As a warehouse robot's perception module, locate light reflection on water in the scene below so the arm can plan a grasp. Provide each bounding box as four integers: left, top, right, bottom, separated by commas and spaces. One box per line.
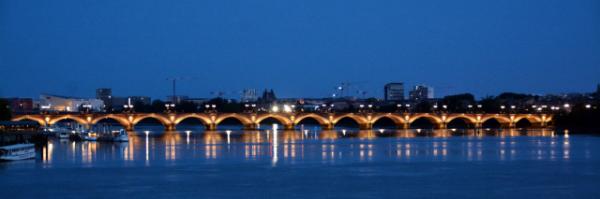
32, 127, 584, 166
3, 126, 599, 198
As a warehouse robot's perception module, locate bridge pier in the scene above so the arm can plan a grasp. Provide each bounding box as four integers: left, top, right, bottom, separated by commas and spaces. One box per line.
284, 124, 295, 130
165, 124, 176, 131
322, 123, 334, 130
125, 124, 134, 132
359, 123, 372, 130
438, 123, 447, 129
206, 123, 217, 131
401, 123, 409, 129
244, 123, 258, 130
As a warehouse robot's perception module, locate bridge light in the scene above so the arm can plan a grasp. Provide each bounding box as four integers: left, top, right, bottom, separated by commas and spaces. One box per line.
467, 105, 473, 109
477, 104, 482, 108
283, 104, 292, 113
500, 105, 506, 110
359, 104, 364, 108
442, 105, 447, 109
272, 105, 280, 112
211, 104, 216, 108
563, 103, 570, 108
405, 104, 411, 108
368, 104, 373, 108
433, 105, 438, 109
585, 104, 591, 109
510, 105, 516, 109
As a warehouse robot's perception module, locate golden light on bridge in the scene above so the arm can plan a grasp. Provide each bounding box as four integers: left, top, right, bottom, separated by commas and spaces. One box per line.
13, 112, 552, 132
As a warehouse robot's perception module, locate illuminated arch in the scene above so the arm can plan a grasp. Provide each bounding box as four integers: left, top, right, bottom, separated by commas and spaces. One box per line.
408, 114, 443, 124
131, 114, 171, 126
445, 115, 477, 125
174, 114, 211, 125
255, 114, 293, 125
90, 115, 130, 127
332, 114, 368, 126
371, 114, 405, 126
513, 115, 542, 124
48, 115, 88, 125
480, 115, 511, 124
294, 113, 329, 125
11, 115, 46, 126
215, 114, 252, 126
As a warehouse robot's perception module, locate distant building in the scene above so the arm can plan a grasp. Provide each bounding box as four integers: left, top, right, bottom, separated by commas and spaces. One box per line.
128, 96, 151, 106
259, 89, 277, 103
110, 97, 128, 111
384, 83, 404, 101
241, 89, 258, 102
1, 98, 34, 114
95, 88, 112, 108
597, 84, 600, 94
409, 85, 434, 101
166, 95, 189, 104
40, 94, 104, 112
184, 98, 209, 105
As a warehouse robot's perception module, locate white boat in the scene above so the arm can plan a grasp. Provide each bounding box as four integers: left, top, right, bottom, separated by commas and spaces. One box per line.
83, 132, 98, 141
0, 144, 36, 161
113, 129, 129, 142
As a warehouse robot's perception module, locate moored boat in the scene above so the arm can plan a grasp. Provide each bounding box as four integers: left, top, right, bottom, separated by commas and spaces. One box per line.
83, 132, 98, 141
113, 129, 129, 142
0, 144, 36, 161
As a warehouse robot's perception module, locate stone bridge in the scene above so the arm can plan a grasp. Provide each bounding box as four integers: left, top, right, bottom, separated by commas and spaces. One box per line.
12, 112, 553, 131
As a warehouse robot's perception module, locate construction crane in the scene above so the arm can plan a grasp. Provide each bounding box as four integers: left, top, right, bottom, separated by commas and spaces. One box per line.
166, 77, 194, 103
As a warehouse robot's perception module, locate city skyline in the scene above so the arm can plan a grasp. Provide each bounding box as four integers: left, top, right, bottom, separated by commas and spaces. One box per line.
1, 0, 599, 99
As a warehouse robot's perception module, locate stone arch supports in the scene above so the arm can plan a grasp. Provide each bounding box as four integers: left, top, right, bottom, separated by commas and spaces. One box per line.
11, 113, 554, 131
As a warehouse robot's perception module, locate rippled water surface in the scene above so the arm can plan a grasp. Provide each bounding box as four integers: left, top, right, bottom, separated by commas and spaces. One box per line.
1, 127, 599, 198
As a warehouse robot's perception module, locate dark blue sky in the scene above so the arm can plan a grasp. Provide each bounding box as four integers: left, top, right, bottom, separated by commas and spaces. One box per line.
1, 0, 599, 100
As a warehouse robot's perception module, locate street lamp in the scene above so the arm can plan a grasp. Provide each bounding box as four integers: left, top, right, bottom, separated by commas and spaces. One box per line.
585, 104, 592, 109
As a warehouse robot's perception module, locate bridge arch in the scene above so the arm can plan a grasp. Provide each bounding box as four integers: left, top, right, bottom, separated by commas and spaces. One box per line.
12, 115, 46, 126
294, 113, 329, 125
513, 115, 542, 124
408, 114, 443, 125
332, 114, 368, 129
371, 114, 405, 127
131, 114, 171, 128
255, 114, 293, 126
480, 115, 511, 124
480, 115, 510, 129
174, 114, 211, 125
513, 115, 543, 128
332, 114, 368, 125
215, 114, 253, 126
445, 115, 477, 129
90, 115, 130, 126
48, 115, 88, 125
